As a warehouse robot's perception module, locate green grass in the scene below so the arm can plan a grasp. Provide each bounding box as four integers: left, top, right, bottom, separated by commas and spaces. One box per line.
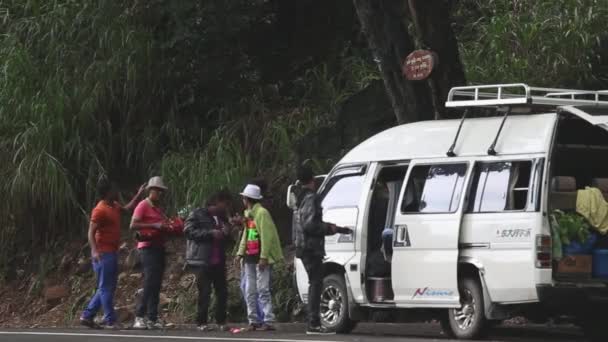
456, 0, 608, 87
167, 276, 199, 323
0, 1, 172, 274
0, 0, 374, 280
166, 263, 298, 323
5, 0, 606, 287
5, 0, 608, 326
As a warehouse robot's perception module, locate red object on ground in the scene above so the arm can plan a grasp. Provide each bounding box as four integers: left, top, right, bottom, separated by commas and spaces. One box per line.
230, 327, 246, 334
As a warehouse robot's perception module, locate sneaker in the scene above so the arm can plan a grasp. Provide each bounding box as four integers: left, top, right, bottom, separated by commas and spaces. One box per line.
147, 320, 164, 330
79, 317, 101, 329
258, 324, 276, 331
306, 326, 335, 335
102, 322, 123, 330
132, 317, 147, 330
197, 325, 214, 332
246, 323, 261, 331
217, 325, 230, 332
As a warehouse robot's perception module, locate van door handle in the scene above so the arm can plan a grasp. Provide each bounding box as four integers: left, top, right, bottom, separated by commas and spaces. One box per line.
396, 226, 404, 243
337, 226, 355, 243
394, 225, 407, 246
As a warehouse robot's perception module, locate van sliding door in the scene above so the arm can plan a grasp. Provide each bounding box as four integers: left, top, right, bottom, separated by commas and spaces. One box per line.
391, 161, 471, 306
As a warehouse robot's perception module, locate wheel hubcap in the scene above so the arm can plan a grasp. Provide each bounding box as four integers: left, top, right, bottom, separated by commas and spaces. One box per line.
328, 299, 339, 311
320, 285, 343, 326
453, 289, 476, 330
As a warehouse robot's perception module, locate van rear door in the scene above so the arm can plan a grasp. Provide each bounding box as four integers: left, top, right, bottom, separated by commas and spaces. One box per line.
318, 167, 366, 251
391, 160, 471, 306
560, 106, 608, 131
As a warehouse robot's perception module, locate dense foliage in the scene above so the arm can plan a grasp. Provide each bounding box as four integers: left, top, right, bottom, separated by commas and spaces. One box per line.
0, 0, 372, 277
1, 0, 608, 283
455, 0, 608, 87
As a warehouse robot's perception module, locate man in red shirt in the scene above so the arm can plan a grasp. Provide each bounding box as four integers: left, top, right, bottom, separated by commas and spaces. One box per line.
80, 177, 144, 329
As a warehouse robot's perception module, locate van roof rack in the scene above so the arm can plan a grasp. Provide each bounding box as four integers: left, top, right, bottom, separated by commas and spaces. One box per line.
446, 83, 608, 109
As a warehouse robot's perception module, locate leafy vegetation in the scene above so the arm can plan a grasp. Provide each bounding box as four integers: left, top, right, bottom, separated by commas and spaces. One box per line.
551, 210, 592, 246
0, 0, 371, 278
165, 262, 300, 323
0, 1, 172, 276
455, 0, 608, 87
2, 0, 608, 326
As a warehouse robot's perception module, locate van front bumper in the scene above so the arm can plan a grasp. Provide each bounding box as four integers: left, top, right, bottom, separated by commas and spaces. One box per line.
537, 283, 608, 310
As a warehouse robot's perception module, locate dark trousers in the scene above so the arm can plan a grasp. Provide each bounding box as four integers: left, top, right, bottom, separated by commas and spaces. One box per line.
302, 255, 323, 328
136, 247, 166, 322
195, 264, 228, 325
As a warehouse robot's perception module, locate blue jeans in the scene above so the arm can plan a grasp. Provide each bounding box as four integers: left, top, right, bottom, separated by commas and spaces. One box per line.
82, 252, 118, 324
240, 264, 264, 321
244, 263, 274, 324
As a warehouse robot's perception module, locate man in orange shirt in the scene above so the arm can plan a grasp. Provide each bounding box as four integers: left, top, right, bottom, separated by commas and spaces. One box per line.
80, 177, 144, 329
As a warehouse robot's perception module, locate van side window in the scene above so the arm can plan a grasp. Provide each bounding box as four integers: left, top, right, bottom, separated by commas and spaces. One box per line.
321, 175, 365, 209
468, 161, 533, 213
401, 164, 468, 214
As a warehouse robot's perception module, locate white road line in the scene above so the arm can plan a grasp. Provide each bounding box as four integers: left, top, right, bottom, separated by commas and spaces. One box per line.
0, 331, 337, 342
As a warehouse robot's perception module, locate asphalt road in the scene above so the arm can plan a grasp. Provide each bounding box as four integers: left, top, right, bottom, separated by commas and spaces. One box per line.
0, 323, 587, 342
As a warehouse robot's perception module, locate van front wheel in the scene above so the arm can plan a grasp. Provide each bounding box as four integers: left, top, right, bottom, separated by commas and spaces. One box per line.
320, 274, 357, 334
443, 278, 487, 339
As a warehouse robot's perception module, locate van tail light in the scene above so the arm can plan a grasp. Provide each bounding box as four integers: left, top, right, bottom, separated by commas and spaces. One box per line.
536, 234, 552, 268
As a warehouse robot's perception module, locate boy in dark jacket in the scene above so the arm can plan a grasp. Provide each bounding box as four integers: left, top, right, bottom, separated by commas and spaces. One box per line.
293, 165, 351, 335
184, 190, 233, 331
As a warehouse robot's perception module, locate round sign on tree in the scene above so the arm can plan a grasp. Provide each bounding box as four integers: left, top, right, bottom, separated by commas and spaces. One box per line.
402, 50, 437, 81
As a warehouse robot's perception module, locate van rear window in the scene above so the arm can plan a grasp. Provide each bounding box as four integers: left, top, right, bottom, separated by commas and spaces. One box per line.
401, 163, 468, 214
467, 161, 532, 213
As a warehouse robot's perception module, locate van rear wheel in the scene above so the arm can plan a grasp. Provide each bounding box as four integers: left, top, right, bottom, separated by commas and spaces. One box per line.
320, 274, 357, 334
442, 278, 487, 340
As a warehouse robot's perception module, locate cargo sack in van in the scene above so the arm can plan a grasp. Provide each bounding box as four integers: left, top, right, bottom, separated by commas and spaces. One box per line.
576, 187, 608, 234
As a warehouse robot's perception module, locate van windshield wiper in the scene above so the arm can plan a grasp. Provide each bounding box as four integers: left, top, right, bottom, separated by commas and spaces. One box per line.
487, 107, 512, 156
446, 110, 468, 157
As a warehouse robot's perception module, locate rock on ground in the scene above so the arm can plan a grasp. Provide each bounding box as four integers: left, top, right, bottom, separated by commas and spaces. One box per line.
115, 304, 136, 323
43, 285, 70, 308
125, 249, 141, 270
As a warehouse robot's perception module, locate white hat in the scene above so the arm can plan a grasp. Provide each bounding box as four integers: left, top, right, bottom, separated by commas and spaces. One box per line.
146, 176, 168, 191
240, 184, 263, 200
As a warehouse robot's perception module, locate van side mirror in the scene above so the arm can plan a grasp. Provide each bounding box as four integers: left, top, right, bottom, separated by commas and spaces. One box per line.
286, 174, 327, 210
286, 184, 297, 210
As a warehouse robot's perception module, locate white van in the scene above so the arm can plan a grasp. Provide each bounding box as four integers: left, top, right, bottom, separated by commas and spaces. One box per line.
288, 84, 608, 340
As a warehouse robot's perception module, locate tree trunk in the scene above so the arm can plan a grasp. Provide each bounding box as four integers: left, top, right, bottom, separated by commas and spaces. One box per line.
353, 0, 431, 124
415, 0, 466, 118
353, 0, 465, 123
